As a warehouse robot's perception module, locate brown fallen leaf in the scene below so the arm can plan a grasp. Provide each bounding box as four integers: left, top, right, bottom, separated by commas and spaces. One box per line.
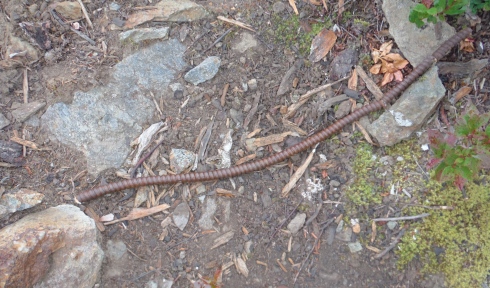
370, 41, 409, 86
289, 0, 299, 14
460, 38, 475, 53
308, 28, 337, 62
348, 67, 358, 90
245, 131, 294, 151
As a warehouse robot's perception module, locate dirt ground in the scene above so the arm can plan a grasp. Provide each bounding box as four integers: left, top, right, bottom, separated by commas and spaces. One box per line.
1, 0, 489, 287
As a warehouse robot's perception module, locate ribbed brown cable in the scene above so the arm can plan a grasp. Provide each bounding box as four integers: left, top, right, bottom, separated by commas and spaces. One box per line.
76, 28, 471, 203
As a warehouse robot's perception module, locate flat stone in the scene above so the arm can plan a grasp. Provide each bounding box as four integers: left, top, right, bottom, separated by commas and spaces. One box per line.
172, 202, 190, 231
347, 241, 363, 253
11, 100, 45, 122
184, 56, 221, 85
383, 0, 455, 66
335, 227, 352, 242
106, 240, 127, 261
232, 32, 258, 54
0, 205, 103, 287
0, 189, 44, 220
287, 213, 306, 234
42, 39, 186, 175
334, 100, 352, 119
367, 67, 445, 146
119, 27, 169, 43
0, 113, 9, 129
50, 1, 82, 21
329, 49, 358, 81
198, 197, 217, 230
109, 2, 121, 11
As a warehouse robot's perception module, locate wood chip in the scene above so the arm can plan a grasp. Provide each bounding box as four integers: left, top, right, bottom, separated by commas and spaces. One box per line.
242, 226, 249, 235
451, 86, 472, 104
246, 131, 294, 151
355, 65, 384, 100
288, 0, 299, 14
256, 260, 268, 267
84, 206, 105, 232
211, 231, 235, 249
235, 257, 249, 277
276, 259, 288, 272
308, 29, 337, 63
221, 83, 229, 107
235, 153, 256, 165
354, 121, 374, 145
10, 136, 40, 150
371, 221, 377, 243
282, 118, 307, 136
348, 67, 357, 90
246, 128, 261, 139
285, 76, 349, 118
216, 188, 235, 198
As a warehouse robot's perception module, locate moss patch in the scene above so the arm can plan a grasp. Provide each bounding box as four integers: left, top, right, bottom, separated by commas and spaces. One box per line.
397, 177, 490, 287
271, 14, 333, 56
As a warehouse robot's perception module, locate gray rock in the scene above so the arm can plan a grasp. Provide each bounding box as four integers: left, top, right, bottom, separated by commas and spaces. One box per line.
11, 100, 45, 122
367, 67, 445, 146
367, 0, 455, 146
119, 27, 169, 43
231, 32, 258, 54
329, 180, 340, 187
335, 227, 352, 242
109, 2, 121, 11
169, 149, 196, 173
0, 113, 9, 129
277, 59, 303, 96
172, 202, 190, 231
334, 100, 352, 119
329, 49, 358, 80
229, 108, 243, 127
0, 188, 44, 220
184, 56, 221, 85
42, 39, 186, 175
0, 204, 104, 288
247, 79, 258, 90
383, 0, 455, 66
287, 213, 306, 234
261, 191, 272, 208
325, 225, 336, 245
347, 241, 363, 253
198, 197, 217, 230
387, 221, 397, 230
272, 2, 287, 13
106, 240, 127, 261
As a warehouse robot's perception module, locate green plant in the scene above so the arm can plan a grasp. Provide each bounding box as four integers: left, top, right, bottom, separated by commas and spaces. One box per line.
427, 106, 490, 191
409, 0, 490, 28
397, 178, 490, 287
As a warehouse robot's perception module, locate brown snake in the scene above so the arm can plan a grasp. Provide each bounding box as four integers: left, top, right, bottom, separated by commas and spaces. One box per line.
76, 28, 472, 203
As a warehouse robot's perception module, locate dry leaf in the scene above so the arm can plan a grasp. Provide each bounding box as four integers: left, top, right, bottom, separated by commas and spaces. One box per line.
289, 0, 299, 14
308, 28, 337, 63
369, 63, 382, 74
460, 39, 475, 53
348, 68, 358, 90
371, 221, 377, 243
235, 257, 249, 277
393, 70, 404, 82
381, 72, 394, 86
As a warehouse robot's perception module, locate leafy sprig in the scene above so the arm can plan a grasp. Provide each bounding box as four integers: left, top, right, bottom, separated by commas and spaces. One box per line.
427, 106, 490, 191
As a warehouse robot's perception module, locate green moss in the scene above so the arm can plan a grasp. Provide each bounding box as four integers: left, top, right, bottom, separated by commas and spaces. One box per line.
353, 18, 370, 27
271, 14, 333, 56
347, 143, 382, 207
397, 177, 490, 287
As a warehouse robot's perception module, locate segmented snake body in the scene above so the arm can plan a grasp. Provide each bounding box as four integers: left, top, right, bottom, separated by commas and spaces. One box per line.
76, 28, 472, 203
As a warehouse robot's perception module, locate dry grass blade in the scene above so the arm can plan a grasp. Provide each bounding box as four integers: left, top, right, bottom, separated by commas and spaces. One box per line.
104, 203, 170, 225
354, 122, 374, 145
288, 0, 299, 14
217, 16, 255, 32
451, 86, 472, 104
10, 136, 40, 150
246, 131, 294, 151
281, 145, 318, 197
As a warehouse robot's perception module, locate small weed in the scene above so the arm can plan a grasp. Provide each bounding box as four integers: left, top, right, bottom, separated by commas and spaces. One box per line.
427, 105, 490, 191
409, 0, 490, 28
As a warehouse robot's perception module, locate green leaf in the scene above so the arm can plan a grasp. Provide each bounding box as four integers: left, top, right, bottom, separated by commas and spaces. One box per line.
485, 125, 490, 137
427, 7, 438, 14
413, 3, 430, 12
441, 165, 455, 177
457, 166, 473, 180
427, 15, 438, 23
435, 0, 447, 11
